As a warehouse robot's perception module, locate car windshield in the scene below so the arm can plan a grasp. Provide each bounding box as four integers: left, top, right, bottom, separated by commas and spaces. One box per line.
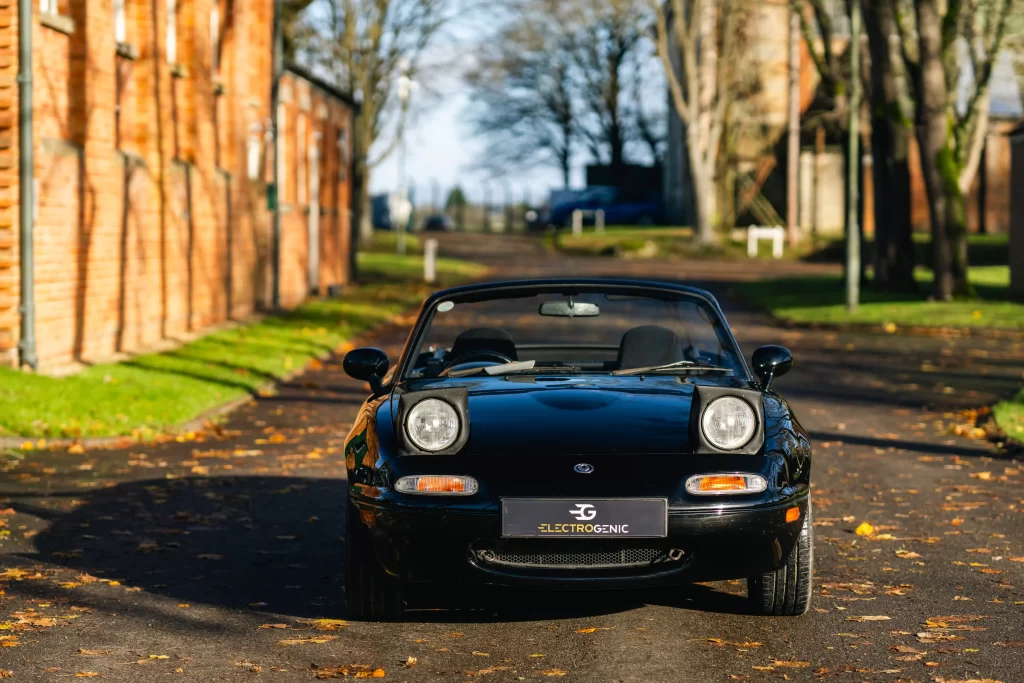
403, 288, 745, 379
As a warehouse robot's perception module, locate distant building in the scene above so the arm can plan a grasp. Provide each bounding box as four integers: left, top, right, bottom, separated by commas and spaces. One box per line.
0, 0, 356, 371
663, 0, 1023, 236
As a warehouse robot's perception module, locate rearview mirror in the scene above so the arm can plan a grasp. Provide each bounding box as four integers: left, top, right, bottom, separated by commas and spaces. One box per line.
344, 347, 389, 394
751, 345, 792, 392
538, 300, 600, 318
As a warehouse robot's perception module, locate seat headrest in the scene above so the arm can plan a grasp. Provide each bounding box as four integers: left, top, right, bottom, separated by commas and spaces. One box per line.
617, 325, 685, 369
450, 327, 518, 361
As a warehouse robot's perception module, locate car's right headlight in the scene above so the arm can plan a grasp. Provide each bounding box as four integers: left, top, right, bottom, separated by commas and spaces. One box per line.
405, 398, 460, 452
701, 396, 757, 450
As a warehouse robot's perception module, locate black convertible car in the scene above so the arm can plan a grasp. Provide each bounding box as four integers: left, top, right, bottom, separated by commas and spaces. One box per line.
342, 279, 812, 619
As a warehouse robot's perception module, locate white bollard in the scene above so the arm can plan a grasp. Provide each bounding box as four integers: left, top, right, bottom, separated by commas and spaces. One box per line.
596, 209, 605, 233
572, 209, 583, 236
747, 225, 759, 258
424, 238, 437, 284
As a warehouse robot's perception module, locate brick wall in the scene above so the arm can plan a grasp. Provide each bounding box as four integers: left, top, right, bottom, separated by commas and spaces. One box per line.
277, 70, 354, 309
1, 0, 356, 372
0, 1, 18, 366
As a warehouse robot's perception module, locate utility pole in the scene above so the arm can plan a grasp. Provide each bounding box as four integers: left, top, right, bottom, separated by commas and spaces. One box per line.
846, 0, 862, 312
786, 2, 801, 248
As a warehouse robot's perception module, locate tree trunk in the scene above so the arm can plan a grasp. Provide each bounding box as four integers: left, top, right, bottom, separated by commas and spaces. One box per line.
687, 124, 714, 244
863, 0, 915, 292
914, 0, 970, 300
356, 162, 374, 247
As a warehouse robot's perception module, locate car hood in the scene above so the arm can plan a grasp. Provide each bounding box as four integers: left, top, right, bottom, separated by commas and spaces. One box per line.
398, 375, 749, 456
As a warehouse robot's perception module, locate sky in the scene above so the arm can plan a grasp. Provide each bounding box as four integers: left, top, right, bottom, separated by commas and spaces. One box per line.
365, 2, 586, 206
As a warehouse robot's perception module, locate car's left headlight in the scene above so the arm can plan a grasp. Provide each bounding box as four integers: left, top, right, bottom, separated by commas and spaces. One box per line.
701, 396, 757, 450
405, 398, 460, 452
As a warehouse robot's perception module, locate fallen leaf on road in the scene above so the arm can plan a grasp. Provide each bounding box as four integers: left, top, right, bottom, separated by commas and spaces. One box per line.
854, 522, 875, 536
0, 569, 30, 580
846, 616, 890, 622
529, 654, 545, 658
539, 670, 567, 677
472, 651, 490, 656
148, 655, 169, 660
466, 666, 511, 675
970, 472, 992, 480
299, 618, 348, 631
404, 656, 417, 667
78, 650, 109, 656
0, 670, 11, 678
259, 624, 289, 629
771, 660, 810, 667
994, 641, 1024, 647
278, 636, 337, 646
575, 627, 613, 634
311, 665, 384, 679
75, 674, 100, 678
916, 632, 963, 643
896, 550, 922, 559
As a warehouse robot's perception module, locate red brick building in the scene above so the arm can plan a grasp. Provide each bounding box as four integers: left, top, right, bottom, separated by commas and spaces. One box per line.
0, 0, 356, 372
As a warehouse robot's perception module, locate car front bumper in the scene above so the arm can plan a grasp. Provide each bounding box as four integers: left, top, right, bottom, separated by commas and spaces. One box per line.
349, 488, 809, 588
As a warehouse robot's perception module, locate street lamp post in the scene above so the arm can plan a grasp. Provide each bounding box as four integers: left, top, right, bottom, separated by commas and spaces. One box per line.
846, 0, 862, 312
396, 60, 415, 255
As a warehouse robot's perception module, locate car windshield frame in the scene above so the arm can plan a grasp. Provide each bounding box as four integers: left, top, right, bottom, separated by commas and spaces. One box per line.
393, 280, 752, 384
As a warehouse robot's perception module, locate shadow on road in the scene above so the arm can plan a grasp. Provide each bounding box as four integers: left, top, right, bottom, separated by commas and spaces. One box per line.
10, 475, 752, 624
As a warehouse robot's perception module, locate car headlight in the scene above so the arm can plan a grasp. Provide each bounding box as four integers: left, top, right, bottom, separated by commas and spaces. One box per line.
701, 396, 757, 450
405, 398, 460, 452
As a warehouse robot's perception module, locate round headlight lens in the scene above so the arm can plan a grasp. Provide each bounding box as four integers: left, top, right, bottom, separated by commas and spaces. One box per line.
406, 399, 460, 452
701, 397, 757, 450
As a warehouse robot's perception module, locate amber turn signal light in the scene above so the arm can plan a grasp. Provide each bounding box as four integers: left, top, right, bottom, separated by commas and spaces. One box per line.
785, 506, 801, 523
395, 475, 478, 496
685, 473, 767, 496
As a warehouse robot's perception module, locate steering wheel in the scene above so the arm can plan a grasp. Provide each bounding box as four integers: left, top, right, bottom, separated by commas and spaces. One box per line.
445, 349, 514, 369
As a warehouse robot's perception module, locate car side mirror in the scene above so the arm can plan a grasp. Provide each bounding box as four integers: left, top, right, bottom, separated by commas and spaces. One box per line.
344, 347, 389, 395
751, 345, 792, 391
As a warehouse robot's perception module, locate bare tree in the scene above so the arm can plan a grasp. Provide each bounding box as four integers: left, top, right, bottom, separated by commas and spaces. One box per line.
893, 0, 1016, 299
464, 2, 578, 186
299, 0, 457, 246
651, 0, 746, 244
570, 0, 650, 171
466, 0, 666, 187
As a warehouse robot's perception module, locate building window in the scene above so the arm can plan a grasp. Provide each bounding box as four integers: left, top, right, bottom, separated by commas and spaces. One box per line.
166, 0, 177, 64
114, 0, 126, 42
39, 0, 58, 13
211, 3, 220, 74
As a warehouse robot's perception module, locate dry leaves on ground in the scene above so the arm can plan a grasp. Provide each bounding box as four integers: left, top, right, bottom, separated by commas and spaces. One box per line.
312, 664, 385, 679
278, 635, 337, 646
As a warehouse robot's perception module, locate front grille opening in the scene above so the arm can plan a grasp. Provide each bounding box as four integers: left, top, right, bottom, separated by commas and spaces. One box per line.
471, 539, 686, 571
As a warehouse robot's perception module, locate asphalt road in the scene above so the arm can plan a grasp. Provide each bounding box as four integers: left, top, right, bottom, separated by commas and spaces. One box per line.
1, 234, 1022, 682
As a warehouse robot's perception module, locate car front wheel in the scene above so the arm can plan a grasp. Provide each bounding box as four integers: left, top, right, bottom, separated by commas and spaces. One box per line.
344, 503, 404, 621
747, 500, 813, 616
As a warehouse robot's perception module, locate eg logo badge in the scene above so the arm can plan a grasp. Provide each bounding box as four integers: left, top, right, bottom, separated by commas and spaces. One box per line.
569, 503, 597, 521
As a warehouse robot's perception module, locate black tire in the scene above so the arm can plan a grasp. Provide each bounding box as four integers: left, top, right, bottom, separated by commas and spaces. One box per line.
344, 503, 404, 621
747, 500, 813, 616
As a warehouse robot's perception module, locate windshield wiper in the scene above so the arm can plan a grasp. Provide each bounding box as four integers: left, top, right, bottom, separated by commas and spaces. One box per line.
447, 360, 536, 377
612, 360, 732, 376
